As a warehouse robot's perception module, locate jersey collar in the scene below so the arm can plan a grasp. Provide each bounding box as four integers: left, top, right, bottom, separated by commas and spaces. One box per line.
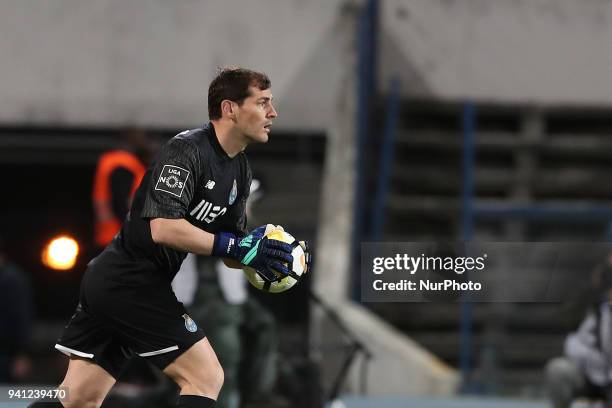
205, 122, 233, 161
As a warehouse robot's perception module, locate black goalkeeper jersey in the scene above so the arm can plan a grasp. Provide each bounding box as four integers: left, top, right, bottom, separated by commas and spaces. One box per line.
92, 123, 251, 281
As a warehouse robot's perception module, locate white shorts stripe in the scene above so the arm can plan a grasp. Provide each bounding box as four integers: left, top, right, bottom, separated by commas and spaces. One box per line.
55, 344, 94, 359
137, 345, 179, 357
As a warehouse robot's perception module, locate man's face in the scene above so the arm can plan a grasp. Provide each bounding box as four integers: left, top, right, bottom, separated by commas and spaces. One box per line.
233, 86, 277, 143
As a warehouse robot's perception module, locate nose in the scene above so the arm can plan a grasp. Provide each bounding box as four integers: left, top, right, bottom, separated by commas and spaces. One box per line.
267, 103, 278, 119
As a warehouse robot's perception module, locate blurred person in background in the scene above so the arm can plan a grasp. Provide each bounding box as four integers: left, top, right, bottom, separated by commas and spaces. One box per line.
545, 253, 612, 408
92, 127, 156, 251
0, 235, 34, 383
91, 127, 169, 406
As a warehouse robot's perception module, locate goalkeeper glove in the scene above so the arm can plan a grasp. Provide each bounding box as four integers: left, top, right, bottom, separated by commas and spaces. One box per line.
213, 224, 293, 281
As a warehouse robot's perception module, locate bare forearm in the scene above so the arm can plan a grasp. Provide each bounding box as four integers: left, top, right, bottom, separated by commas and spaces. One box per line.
149, 218, 243, 269
149, 218, 215, 255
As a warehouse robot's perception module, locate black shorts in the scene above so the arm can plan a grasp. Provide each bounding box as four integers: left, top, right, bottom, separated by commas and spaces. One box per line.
55, 257, 205, 379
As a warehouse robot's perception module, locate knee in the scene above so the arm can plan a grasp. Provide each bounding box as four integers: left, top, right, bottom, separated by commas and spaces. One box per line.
210, 361, 225, 393
545, 357, 576, 383
187, 361, 225, 396
60, 380, 105, 408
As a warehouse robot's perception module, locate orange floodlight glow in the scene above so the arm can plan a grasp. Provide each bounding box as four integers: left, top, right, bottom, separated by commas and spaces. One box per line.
42, 235, 80, 271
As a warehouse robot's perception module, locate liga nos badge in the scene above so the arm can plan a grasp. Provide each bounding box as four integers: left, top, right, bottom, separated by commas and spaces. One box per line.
155, 165, 190, 197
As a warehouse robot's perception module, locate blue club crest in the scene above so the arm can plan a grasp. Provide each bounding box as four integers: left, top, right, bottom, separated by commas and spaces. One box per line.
182, 314, 198, 333
229, 179, 238, 205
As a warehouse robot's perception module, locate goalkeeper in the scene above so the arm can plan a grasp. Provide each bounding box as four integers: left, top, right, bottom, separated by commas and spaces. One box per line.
37, 68, 307, 408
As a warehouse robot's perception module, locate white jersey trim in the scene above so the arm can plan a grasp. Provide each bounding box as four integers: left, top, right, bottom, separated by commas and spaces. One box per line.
55, 344, 94, 359
137, 345, 179, 357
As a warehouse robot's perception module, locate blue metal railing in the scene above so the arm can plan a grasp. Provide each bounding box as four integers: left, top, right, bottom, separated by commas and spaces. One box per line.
371, 77, 401, 241
460, 102, 476, 389
352, 0, 378, 299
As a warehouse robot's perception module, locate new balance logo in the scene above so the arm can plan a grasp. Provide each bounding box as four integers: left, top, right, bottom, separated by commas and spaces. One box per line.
204, 180, 216, 190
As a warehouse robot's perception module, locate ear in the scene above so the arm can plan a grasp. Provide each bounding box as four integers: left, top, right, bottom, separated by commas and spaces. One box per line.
221, 100, 236, 119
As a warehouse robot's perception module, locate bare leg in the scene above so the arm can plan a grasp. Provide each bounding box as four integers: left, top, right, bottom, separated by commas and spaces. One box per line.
59, 356, 116, 408
163, 338, 224, 400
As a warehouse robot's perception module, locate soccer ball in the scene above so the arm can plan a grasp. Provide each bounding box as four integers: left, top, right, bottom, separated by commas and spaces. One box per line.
243, 227, 308, 293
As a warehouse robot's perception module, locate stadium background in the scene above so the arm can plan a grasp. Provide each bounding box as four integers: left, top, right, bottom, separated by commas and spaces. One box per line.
3, 0, 612, 407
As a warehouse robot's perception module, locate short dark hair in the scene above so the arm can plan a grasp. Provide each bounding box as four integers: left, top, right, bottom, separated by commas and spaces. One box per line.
208, 67, 271, 120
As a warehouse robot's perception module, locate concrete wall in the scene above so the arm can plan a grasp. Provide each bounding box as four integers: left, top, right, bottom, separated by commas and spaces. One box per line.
381, 0, 612, 105
0, 0, 345, 130
340, 301, 459, 396
4, 0, 612, 130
